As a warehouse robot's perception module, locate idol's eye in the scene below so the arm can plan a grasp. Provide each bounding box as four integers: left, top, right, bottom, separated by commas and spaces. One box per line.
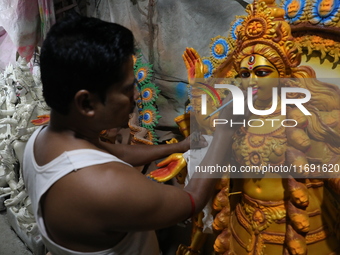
255, 70, 272, 77
240, 71, 250, 78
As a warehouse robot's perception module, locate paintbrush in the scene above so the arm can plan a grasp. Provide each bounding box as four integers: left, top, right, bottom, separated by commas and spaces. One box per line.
203, 99, 234, 120
203, 88, 257, 120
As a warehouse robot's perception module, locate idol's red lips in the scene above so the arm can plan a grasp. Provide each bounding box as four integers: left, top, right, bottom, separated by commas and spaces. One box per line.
252, 87, 258, 95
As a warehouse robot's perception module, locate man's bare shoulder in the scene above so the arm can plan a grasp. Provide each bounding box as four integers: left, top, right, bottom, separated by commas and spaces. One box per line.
45, 158, 137, 197
33, 127, 103, 166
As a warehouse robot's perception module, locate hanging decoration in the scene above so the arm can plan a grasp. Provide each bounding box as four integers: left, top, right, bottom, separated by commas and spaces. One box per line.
131, 51, 161, 144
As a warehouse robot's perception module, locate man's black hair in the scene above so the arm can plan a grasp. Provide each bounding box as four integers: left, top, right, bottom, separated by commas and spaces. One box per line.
40, 13, 135, 115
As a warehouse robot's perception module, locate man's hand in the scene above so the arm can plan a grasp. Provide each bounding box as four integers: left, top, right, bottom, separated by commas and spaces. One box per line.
178, 132, 208, 152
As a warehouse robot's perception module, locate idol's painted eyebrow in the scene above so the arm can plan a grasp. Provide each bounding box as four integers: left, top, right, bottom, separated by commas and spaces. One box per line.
253, 65, 276, 70
240, 65, 276, 70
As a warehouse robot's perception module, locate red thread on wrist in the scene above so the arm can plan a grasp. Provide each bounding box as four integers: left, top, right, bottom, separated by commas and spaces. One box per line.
186, 192, 196, 218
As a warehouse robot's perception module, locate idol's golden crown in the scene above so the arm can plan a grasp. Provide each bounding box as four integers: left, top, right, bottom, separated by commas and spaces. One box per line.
234, 1, 301, 77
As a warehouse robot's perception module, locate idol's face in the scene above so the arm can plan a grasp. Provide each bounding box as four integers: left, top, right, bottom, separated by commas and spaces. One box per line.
239, 54, 280, 101
319, 0, 334, 17
287, 0, 300, 18
15, 82, 28, 98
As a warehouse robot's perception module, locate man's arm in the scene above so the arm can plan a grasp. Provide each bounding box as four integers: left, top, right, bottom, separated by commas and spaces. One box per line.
43, 161, 196, 233
99, 135, 207, 167
63, 120, 232, 232
99, 92, 242, 230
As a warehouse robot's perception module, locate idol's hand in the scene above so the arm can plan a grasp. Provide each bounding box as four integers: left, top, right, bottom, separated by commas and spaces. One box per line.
147, 153, 187, 183
30, 114, 50, 126
183, 47, 204, 84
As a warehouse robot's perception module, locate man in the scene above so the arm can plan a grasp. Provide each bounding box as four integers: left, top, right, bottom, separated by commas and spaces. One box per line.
23, 14, 238, 255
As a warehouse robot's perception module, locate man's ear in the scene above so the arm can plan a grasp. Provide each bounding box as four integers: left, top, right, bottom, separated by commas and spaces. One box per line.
74, 90, 97, 117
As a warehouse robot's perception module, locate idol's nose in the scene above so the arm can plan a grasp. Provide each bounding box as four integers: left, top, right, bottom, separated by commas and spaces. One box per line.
249, 73, 258, 87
